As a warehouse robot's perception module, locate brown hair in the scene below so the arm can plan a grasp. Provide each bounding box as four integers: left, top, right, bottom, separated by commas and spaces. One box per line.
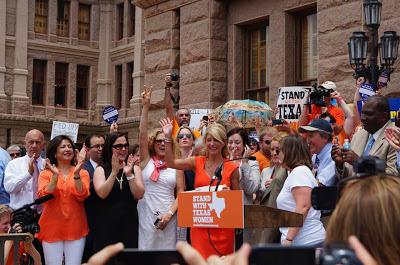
326, 175, 400, 265
280, 135, 312, 170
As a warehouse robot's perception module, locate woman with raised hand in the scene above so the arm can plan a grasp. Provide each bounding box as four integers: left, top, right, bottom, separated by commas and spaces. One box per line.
160, 117, 240, 258
93, 132, 144, 261
37, 135, 90, 265
138, 86, 184, 249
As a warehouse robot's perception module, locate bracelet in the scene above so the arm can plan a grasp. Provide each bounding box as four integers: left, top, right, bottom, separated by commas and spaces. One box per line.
168, 210, 174, 216
126, 175, 135, 181
73, 176, 81, 180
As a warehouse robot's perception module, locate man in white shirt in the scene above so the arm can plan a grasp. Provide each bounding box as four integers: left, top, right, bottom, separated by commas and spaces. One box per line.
4, 129, 45, 210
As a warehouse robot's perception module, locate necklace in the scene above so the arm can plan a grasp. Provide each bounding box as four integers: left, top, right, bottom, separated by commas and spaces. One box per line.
116, 171, 124, 190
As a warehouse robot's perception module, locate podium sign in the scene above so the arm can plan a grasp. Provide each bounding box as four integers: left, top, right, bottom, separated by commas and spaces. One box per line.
178, 190, 244, 229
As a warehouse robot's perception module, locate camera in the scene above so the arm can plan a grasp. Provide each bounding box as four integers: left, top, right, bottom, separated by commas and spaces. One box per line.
10, 194, 54, 235
170, 73, 179, 81
311, 156, 385, 211
319, 245, 362, 265
309, 83, 334, 107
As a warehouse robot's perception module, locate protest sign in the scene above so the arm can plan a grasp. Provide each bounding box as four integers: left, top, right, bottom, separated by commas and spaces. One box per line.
51, 121, 79, 143
388, 98, 400, 123
276, 87, 310, 123
103, 105, 119, 125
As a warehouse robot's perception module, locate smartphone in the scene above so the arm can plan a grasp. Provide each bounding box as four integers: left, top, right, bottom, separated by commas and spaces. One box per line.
154, 218, 160, 226
250, 245, 317, 265
116, 249, 186, 265
271, 119, 284, 126
202, 115, 209, 121
311, 186, 338, 210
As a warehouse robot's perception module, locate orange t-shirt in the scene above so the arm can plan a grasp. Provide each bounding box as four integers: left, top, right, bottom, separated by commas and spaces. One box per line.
172, 119, 201, 139
37, 168, 90, 242
190, 156, 238, 258
307, 105, 345, 127
253, 151, 270, 172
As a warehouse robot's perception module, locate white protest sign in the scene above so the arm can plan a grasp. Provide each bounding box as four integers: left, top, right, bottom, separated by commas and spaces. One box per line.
51, 121, 79, 143
189, 109, 213, 131
276, 87, 310, 122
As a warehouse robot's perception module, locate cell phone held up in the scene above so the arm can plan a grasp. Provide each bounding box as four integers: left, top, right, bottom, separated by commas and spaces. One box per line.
272, 119, 284, 126
154, 218, 160, 226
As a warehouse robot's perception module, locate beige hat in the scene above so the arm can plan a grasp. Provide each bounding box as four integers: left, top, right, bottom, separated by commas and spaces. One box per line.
321, 81, 336, 91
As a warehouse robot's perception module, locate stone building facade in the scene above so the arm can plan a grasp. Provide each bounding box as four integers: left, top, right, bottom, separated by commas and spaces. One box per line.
1, 0, 400, 148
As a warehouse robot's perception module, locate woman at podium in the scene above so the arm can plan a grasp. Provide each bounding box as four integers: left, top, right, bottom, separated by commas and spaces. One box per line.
160, 118, 240, 258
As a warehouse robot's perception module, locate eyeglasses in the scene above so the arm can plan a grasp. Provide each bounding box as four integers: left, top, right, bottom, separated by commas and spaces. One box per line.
91, 144, 104, 149
9, 152, 20, 157
177, 133, 193, 140
112, 143, 129, 150
155, 139, 166, 145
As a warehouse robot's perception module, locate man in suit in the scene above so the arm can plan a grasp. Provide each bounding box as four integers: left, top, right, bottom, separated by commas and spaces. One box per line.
82, 134, 105, 262
332, 95, 398, 177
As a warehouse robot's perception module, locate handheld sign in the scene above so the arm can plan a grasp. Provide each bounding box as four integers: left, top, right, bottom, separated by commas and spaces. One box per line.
178, 190, 244, 229
51, 121, 79, 143
103, 105, 119, 125
276, 87, 310, 122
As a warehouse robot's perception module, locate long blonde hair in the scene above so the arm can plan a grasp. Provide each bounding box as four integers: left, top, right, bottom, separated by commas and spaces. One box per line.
326, 175, 400, 265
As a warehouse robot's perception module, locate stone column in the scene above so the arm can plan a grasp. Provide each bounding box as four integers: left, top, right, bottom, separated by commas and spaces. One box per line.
123, 0, 129, 44
48, 0, 57, 42
28, 0, 35, 39
45, 60, 56, 117
70, 0, 79, 45
129, 5, 144, 117
68, 63, 77, 120
11, 0, 29, 115
0, 0, 6, 100
121, 63, 128, 115
96, 1, 113, 120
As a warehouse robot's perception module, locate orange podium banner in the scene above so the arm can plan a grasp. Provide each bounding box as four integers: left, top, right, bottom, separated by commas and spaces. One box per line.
178, 190, 244, 229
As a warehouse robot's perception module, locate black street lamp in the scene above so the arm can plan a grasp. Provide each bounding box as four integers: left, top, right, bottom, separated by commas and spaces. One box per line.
348, 0, 399, 87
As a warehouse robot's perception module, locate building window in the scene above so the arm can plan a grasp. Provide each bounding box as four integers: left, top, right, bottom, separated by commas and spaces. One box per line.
117, 3, 124, 40
245, 25, 269, 103
127, 62, 134, 107
32, 59, 47, 105
55, 62, 68, 107
115, 65, 122, 109
35, 0, 48, 34
130, 4, 135, 36
76, 65, 89, 109
297, 11, 317, 85
78, 4, 91, 40
57, 0, 70, 37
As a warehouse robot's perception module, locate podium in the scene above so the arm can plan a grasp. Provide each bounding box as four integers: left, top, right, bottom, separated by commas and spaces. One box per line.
178, 190, 303, 229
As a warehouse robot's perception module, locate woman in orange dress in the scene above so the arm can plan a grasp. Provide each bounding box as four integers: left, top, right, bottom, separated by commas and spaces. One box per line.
160, 118, 240, 258
37, 135, 90, 265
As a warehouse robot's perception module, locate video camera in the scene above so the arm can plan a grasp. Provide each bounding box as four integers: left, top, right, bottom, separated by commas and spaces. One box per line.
309, 83, 334, 107
10, 194, 54, 235
311, 156, 385, 211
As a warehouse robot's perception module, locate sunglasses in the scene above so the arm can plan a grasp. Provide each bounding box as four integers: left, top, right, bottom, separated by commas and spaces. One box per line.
9, 152, 21, 157
263, 140, 271, 145
91, 144, 104, 149
112, 143, 129, 150
155, 139, 166, 144
177, 133, 193, 140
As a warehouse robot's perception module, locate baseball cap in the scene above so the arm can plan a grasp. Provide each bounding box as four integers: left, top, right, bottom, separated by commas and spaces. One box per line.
320, 81, 336, 91
298, 119, 333, 134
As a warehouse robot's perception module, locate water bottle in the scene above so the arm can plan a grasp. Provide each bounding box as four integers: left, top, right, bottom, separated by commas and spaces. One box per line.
343, 139, 351, 151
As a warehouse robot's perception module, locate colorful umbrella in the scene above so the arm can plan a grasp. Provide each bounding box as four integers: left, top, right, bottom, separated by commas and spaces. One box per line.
215, 99, 273, 128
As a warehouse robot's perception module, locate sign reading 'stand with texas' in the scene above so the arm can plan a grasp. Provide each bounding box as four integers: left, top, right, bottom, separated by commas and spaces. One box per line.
178, 190, 244, 229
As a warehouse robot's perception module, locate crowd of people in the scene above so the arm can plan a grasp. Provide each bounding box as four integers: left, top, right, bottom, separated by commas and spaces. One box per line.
0, 74, 400, 265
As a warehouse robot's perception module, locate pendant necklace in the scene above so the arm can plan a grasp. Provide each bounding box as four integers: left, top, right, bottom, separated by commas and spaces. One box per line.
116, 172, 124, 190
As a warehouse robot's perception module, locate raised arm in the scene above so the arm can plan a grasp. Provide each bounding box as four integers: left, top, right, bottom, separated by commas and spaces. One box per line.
139, 85, 152, 167
164, 74, 175, 121
159, 118, 196, 171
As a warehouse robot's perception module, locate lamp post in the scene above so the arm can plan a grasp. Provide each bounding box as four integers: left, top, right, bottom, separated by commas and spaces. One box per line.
348, 0, 399, 87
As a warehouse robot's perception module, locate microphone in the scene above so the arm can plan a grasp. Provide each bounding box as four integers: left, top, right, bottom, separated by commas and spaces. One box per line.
227, 156, 256, 162
32, 194, 55, 206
